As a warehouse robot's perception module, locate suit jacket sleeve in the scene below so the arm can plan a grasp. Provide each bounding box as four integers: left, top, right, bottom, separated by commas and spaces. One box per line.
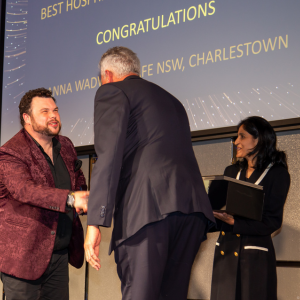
233, 167, 290, 236
88, 84, 130, 227
0, 150, 69, 212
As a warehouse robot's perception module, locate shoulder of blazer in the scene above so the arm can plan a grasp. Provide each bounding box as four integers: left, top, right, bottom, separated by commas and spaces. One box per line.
224, 164, 240, 178
95, 81, 128, 98
0, 129, 34, 158
110, 75, 145, 89
123, 75, 141, 81
263, 163, 290, 184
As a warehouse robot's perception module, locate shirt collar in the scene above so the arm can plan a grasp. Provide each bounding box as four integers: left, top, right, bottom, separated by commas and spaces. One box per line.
26, 130, 61, 154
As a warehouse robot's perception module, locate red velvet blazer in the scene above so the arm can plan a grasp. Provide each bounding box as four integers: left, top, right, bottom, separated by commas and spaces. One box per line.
0, 129, 86, 280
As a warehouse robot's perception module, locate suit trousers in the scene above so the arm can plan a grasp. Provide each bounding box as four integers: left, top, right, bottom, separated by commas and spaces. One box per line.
114, 212, 208, 300
1, 248, 69, 300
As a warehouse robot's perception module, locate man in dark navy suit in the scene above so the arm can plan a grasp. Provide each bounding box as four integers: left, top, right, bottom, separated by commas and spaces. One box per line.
84, 46, 215, 300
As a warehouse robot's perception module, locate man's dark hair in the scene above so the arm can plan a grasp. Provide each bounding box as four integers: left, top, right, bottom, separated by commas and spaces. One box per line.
19, 88, 56, 127
237, 116, 288, 171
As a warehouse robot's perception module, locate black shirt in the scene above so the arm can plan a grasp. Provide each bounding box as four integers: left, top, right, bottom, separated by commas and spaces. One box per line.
31, 135, 73, 251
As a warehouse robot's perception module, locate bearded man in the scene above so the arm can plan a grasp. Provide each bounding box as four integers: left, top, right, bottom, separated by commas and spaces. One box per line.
0, 88, 89, 300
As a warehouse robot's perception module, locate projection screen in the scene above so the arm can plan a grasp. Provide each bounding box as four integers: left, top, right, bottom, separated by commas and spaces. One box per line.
2, 0, 300, 147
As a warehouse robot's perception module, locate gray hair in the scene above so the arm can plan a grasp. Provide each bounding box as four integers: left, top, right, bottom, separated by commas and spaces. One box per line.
99, 46, 141, 78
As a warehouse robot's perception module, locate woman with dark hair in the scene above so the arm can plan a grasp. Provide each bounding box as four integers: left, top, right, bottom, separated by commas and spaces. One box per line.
210, 116, 290, 300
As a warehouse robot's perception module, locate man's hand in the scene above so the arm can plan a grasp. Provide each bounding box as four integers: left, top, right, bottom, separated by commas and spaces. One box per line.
84, 225, 101, 271
73, 191, 89, 214
213, 211, 235, 225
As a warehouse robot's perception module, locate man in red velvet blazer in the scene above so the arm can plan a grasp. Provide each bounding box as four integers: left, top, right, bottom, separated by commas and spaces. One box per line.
0, 88, 89, 300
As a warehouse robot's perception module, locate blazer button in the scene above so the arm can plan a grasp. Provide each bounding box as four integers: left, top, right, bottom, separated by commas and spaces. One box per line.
220, 251, 224, 255
234, 252, 238, 257
236, 234, 240, 237
221, 231, 225, 236
51, 231, 55, 235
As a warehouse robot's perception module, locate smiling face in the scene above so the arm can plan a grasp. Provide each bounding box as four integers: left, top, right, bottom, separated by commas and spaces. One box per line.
24, 97, 61, 138
235, 125, 258, 161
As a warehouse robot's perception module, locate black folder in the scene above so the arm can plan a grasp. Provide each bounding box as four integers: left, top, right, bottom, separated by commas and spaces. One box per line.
203, 175, 265, 221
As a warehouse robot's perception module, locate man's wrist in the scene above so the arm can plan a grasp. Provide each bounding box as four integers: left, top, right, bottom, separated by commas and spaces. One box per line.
67, 191, 75, 207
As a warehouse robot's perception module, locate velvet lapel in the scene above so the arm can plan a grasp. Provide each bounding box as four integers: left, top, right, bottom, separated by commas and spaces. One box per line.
58, 137, 76, 191
23, 129, 56, 188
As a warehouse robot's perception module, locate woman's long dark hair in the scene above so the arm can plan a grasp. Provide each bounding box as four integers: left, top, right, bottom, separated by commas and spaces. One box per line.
236, 116, 288, 171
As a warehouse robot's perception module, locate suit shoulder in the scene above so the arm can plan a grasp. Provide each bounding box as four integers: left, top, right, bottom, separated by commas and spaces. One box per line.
268, 164, 290, 181
128, 77, 174, 94
0, 130, 28, 154
112, 77, 181, 105
96, 82, 123, 93
95, 83, 129, 103
110, 77, 164, 93
224, 164, 240, 177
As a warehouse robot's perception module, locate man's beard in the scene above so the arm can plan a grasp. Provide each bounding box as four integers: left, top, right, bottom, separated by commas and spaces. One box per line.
31, 117, 62, 137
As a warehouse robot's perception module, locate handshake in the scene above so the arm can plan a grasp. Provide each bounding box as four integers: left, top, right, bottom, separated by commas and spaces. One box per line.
68, 191, 101, 271
68, 191, 89, 214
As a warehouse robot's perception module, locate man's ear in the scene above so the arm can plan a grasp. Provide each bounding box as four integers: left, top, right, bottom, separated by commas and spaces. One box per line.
23, 113, 31, 126
105, 70, 114, 83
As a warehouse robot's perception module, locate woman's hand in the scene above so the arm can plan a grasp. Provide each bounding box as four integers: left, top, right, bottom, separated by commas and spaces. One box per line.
213, 211, 235, 225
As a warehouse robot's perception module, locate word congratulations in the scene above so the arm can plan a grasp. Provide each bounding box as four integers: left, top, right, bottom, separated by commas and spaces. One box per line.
96, 1, 216, 45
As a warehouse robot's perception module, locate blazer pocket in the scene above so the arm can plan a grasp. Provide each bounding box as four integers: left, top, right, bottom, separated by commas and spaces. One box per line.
244, 246, 268, 252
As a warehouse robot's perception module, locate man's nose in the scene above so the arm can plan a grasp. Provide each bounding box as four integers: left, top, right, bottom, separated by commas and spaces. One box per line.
49, 111, 56, 118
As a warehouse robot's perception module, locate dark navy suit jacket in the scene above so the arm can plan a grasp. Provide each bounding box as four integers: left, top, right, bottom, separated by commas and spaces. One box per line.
88, 75, 215, 253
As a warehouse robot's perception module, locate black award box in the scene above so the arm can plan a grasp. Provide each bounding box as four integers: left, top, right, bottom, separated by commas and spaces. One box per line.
203, 175, 265, 221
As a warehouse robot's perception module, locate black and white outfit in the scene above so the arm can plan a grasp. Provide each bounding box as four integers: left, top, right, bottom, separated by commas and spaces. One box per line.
210, 163, 290, 300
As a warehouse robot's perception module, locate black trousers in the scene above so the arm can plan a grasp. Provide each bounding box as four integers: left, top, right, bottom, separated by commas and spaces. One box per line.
114, 212, 208, 300
1, 248, 69, 300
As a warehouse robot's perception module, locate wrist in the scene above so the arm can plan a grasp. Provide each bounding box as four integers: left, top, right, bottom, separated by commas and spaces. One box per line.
67, 191, 75, 207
